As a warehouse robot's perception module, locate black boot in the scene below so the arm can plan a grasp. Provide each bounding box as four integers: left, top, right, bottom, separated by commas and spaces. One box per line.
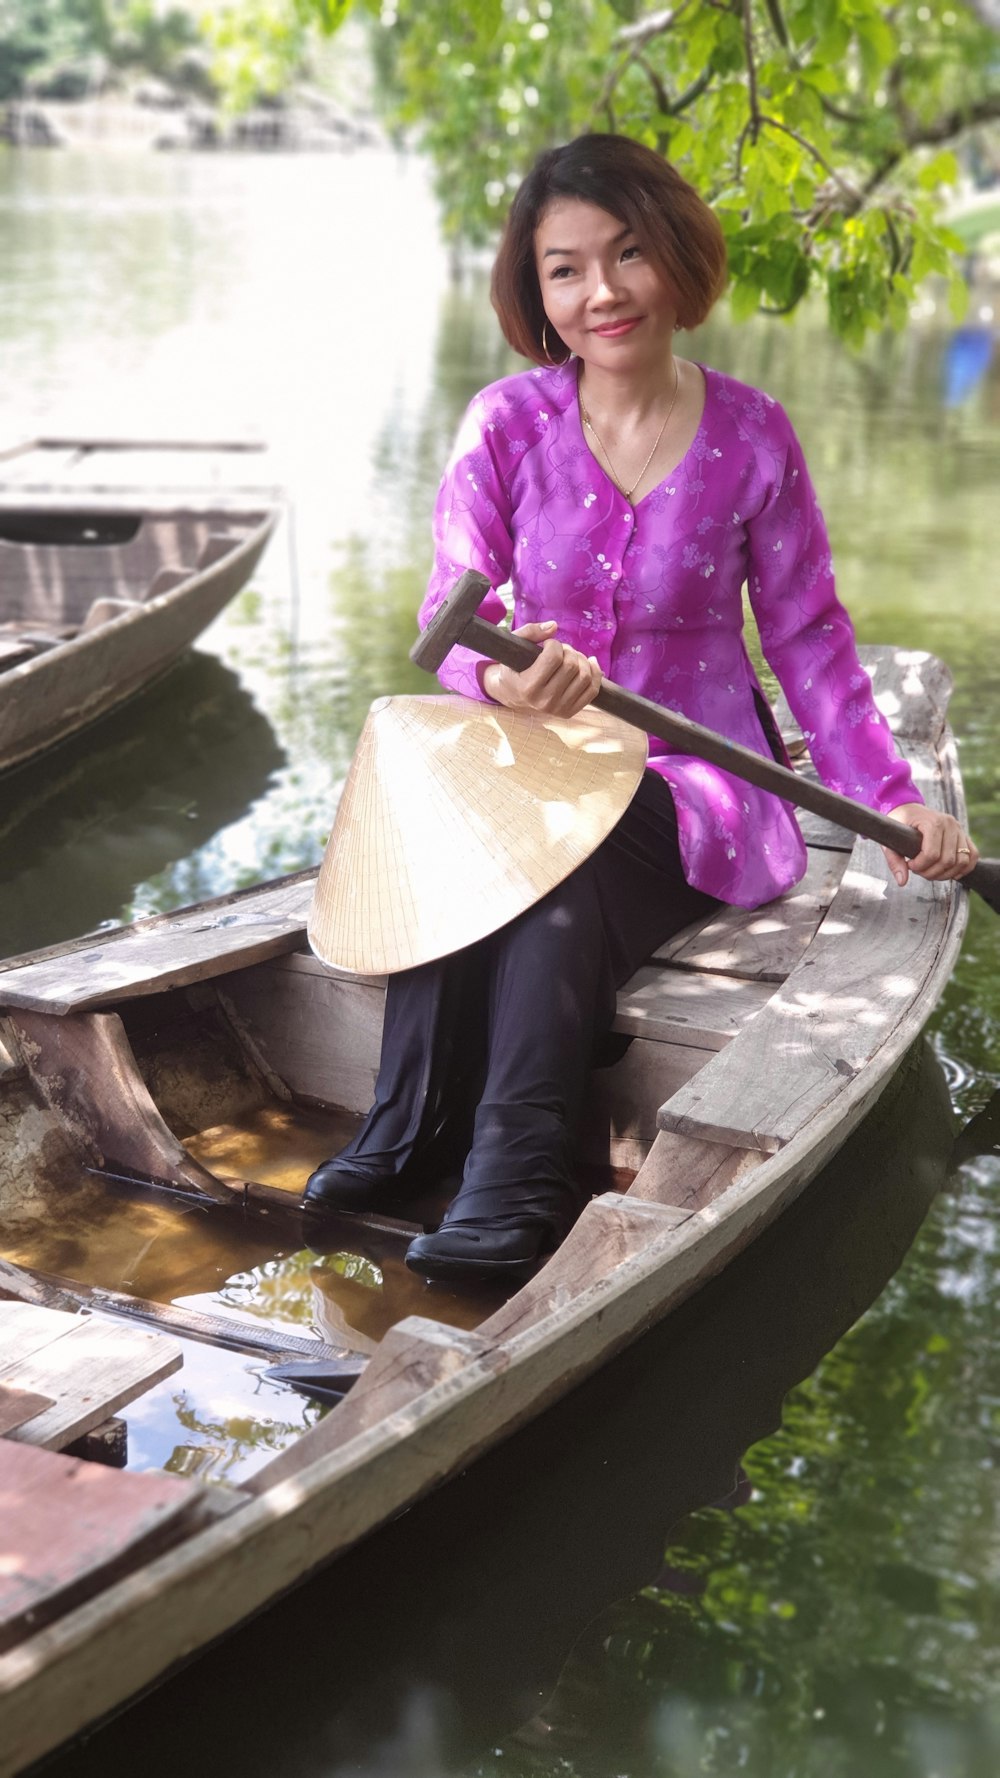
303, 1156, 420, 1215
404, 1215, 557, 1284
302, 950, 486, 1217
302, 1100, 475, 1216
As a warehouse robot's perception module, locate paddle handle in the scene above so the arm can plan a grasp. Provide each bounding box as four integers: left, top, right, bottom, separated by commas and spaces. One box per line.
419, 606, 923, 861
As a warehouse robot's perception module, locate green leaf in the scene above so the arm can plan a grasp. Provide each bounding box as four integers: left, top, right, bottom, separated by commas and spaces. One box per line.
730, 276, 763, 322
917, 151, 961, 193
856, 13, 896, 84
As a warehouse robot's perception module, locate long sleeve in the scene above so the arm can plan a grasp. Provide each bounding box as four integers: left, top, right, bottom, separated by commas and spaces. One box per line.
417, 394, 515, 700
745, 407, 922, 815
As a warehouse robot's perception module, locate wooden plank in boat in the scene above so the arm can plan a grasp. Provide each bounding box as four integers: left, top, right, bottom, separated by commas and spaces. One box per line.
657, 834, 955, 1154
652, 848, 848, 983
0, 1383, 54, 1437
244, 1320, 493, 1492
0, 877, 315, 1014
794, 807, 856, 851
222, 950, 765, 1129
0, 439, 279, 506
579, 1032, 717, 1170
613, 966, 772, 1049
0, 1023, 20, 1080
0, 1303, 181, 1451
0, 1443, 216, 1654
70, 448, 275, 494
218, 956, 385, 1117
0, 445, 85, 484
478, 1193, 696, 1344
0, 638, 36, 671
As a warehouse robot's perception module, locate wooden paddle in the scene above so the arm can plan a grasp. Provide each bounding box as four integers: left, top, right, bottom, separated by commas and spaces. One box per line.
412, 570, 1000, 913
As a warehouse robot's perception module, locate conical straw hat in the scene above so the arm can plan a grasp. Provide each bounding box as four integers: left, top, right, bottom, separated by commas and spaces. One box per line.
308, 694, 647, 976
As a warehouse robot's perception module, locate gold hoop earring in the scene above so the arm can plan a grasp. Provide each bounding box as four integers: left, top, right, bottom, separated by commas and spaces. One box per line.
542, 321, 570, 366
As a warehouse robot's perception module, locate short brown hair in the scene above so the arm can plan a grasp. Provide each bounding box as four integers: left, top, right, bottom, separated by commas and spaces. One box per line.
491, 134, 728, 364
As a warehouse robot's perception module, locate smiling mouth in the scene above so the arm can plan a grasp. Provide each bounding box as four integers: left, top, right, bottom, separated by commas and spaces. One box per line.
592, 317, 642, 335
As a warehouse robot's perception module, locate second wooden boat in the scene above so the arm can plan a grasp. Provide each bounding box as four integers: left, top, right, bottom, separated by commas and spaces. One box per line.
0, 645, 968, 1773
0, 438, 279, 774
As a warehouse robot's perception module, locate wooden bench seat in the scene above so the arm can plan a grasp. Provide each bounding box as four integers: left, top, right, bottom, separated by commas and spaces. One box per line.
656, 735, 959, 1154
0, 875, 318, 1015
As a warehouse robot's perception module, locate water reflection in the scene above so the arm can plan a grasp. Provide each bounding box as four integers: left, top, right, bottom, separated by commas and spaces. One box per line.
0, 650, 284, 952
43, 1039, 957, 1777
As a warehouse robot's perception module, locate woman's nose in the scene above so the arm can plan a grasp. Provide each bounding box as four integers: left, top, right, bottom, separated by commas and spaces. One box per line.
588, 269, 624, 306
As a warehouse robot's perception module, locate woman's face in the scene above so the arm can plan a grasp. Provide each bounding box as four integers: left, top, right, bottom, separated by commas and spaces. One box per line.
533, 197, 679, 372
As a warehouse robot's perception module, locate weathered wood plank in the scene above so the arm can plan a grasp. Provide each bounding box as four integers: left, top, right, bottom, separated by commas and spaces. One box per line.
0, 1304, 182, 1451
64, 1417, 128, 1469
243, 1320, 491, 1493
9, 1009, 234, 1203
656, 732, 960, 1153
652, 848, 847, 982
0, 1260, 360, 1362
794, 806, 856, 850
218, 960, 385, 1116
0, 1443, 210, 1653
0, 877, 314, 1014
0, 1384, 54, 1437
478, 1193, 694, 1344
579, 1033, 712, 1170
626, 1127, 762, 1212
657, 838, 954, 1153
614, 966, 773, 1047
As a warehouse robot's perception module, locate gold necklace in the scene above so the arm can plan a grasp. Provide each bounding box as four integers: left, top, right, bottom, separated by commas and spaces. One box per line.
579, 360, 681, 502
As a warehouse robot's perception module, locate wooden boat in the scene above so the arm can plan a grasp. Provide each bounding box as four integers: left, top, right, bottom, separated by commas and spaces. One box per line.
0, 646, 968, 1773
13, 1037, 959, 1775
0, 438, 280, 774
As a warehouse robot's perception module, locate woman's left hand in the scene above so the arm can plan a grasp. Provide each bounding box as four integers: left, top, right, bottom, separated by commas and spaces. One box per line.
883, 804, 979, 886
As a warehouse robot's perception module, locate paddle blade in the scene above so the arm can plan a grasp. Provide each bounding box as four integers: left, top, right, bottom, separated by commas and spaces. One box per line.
968, 858, 1000, 915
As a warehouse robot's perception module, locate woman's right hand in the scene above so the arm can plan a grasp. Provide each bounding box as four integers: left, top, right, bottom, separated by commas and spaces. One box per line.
481, 621, 603, 718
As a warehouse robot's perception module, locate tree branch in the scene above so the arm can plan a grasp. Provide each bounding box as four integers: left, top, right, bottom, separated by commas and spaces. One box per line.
761, 0, 792, 54
759, 113, 861, 201
616, 5, 689, 49
743, 0, 761, 143
856, 93, 1000, 206
671, 68, 713, 114
592, 36, 712, 125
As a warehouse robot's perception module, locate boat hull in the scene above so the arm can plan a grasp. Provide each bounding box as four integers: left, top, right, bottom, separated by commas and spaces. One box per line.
0, 511, 276, 774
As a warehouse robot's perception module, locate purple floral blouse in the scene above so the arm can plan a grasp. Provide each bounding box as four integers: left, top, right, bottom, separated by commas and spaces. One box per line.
417, 360, 920, 908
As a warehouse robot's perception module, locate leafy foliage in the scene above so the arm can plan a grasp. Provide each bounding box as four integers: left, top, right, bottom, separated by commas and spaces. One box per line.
313, 0, 998, 344
0, 0, 209, 102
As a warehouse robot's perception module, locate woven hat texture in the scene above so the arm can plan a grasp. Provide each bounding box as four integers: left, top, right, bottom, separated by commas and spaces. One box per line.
308, 694, 647, 975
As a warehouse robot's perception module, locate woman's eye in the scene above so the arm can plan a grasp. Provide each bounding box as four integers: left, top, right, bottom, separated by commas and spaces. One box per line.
621, 244, 641, 261
549, 265, 573, 279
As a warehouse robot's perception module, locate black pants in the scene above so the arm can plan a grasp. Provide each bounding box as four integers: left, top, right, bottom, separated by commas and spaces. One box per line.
336, 772, 718, 1235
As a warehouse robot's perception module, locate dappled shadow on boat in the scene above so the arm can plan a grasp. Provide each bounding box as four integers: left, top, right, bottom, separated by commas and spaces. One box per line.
0, 650, 284, 955
40, 1037, 958, 1778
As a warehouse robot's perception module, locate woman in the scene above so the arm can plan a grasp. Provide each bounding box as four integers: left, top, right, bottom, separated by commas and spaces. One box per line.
304, 134, 977, 1283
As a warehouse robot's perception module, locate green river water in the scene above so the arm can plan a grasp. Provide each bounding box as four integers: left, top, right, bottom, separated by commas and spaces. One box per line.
1, 146, 999, 1778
